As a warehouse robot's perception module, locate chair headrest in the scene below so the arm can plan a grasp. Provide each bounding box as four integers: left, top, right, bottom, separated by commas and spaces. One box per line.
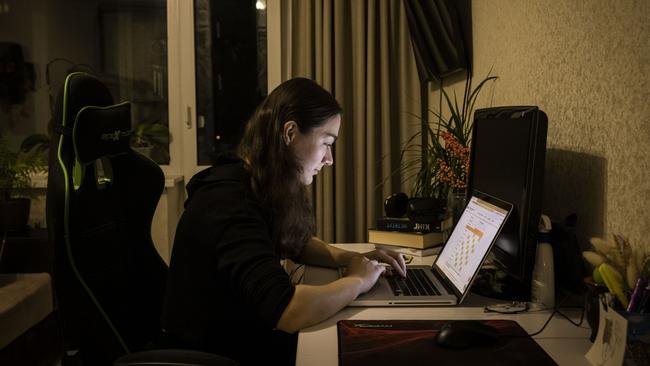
54, 72, 114, 130
73, 102, 132, 165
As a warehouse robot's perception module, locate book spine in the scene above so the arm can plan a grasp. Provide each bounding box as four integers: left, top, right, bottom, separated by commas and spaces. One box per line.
375, 217, 452, 233
374, 244, 441, 257
367, 229, 446, 249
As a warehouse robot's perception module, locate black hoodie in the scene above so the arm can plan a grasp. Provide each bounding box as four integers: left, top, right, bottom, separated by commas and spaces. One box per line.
162, 154, 297, 365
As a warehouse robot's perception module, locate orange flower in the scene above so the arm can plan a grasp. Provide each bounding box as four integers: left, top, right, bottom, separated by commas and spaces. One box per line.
436, 132, 470, 190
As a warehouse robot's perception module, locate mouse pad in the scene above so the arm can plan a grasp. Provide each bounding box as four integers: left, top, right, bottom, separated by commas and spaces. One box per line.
337, 319, 558, 366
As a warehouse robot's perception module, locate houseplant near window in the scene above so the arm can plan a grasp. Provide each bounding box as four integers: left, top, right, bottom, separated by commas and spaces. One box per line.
396, 72, 497, 220
131, 120, 171, 163
0, 136, 47, 232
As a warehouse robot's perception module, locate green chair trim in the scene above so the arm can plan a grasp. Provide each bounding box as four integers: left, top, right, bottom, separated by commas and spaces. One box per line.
57, 71, 131, 354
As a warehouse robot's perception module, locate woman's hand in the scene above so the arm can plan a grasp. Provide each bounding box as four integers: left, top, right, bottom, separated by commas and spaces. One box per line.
363, 249, 408, 277
344, 255, 386, 294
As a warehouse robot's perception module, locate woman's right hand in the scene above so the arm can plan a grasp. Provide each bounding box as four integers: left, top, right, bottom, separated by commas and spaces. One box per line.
345, 255, 386, 294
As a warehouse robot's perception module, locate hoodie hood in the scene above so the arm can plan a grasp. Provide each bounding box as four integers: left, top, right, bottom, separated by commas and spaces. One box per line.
184, 153, 249, 207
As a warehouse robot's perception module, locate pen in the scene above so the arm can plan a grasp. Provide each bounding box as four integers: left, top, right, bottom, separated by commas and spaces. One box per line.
627, 277, 648, 312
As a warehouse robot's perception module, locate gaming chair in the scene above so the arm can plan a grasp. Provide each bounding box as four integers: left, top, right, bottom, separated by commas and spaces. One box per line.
46, 72, 235, 366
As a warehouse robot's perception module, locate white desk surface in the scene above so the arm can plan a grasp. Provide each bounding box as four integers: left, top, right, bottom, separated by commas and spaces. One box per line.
296, 244, 593, 366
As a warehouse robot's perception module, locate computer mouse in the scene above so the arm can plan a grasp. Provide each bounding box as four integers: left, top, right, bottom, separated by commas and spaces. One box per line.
436, 320, 500, 349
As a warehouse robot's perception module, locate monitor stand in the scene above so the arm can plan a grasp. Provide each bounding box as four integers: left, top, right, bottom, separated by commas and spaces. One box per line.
470, 267, 531, 302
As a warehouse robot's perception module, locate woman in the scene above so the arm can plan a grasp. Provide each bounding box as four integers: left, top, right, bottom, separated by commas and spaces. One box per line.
162, 77, 406, 365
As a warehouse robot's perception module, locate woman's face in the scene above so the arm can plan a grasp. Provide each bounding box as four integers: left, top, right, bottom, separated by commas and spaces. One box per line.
286, 114, 341, 185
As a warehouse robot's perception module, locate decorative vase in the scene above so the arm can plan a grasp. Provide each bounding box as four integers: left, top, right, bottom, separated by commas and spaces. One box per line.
406, 197, 447, 223
447, 189, 468, 224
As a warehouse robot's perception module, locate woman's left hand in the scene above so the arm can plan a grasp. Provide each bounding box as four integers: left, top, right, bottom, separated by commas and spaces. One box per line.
363, 249, 407, 277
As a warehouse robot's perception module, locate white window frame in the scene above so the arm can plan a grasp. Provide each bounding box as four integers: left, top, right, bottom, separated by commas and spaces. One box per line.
164, 0, 192, 180
169, 0, 282, 183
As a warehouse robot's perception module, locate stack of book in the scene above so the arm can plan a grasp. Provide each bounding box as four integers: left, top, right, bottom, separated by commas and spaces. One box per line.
368, 216, 453, 257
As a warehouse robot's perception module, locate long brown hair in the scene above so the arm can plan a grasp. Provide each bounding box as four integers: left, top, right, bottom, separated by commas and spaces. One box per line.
237, 78, 342, 258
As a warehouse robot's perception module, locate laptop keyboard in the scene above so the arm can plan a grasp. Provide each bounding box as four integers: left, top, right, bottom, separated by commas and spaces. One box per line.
387, 268, 440, 296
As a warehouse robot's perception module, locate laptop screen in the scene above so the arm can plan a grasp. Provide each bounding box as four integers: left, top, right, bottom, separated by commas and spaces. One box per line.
433, 192, 511, 297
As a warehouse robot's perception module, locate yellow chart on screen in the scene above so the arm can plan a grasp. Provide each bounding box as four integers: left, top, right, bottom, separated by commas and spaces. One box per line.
451, 225, 484, 270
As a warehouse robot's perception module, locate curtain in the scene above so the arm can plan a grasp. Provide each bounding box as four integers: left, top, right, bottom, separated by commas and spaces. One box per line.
403, 0, 471, 83
280, 0, 421, 243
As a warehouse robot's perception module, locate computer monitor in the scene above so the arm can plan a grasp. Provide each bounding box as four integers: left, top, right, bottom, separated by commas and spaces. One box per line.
466, 106, 548, 300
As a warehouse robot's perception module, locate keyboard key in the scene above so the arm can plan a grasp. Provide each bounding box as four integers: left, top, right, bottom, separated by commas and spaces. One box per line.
388, 269, 439, 296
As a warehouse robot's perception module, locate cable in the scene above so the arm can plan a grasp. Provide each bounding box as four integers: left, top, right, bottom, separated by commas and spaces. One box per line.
526, 292, 585, 337
525, 308, 560, 337
296, 270, 305, 284
484, 292, 586, 338
556, 301, 586, 328
289, 264, 304, 284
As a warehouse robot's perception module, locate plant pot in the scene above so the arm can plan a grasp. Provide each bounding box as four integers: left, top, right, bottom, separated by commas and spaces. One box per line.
406, 197, 448, 223
447, 189, 468, 225
0, 197, 31, 233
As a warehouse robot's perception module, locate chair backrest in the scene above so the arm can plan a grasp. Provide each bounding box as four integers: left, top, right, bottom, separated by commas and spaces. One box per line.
46, 72, 167, 365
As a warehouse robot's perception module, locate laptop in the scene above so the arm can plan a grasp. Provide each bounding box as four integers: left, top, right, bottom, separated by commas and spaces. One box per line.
304, 190, 512, 306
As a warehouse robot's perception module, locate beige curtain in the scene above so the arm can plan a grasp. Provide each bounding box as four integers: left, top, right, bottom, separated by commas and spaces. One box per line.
280, 0, 421, 243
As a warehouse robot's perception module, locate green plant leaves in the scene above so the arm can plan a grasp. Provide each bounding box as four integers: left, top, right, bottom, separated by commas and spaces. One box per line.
0, 137, 47, 201
399, 71, 498, 199
132, 121, 171, 162
19, 133, 51, 155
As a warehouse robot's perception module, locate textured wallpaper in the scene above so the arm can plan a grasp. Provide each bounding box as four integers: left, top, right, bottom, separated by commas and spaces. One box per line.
465, 0, 649, 251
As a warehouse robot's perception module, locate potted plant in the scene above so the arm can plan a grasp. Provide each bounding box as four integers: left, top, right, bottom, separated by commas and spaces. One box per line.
0, 136, 48, 232
131, 120, 171, 163
582, 234, 650, 341
392, 71, 498, 220
19, 132, 50, 158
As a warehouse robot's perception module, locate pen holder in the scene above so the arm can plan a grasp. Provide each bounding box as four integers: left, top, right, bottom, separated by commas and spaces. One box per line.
584, 276, 609, 342
619, 312, 650, 366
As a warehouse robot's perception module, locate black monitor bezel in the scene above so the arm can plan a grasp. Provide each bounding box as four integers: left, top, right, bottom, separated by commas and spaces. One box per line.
466, 106, 548, 296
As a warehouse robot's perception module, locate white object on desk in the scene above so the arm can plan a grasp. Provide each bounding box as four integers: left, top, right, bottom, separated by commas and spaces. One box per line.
296, 243, 592, 366
531, 214, 555, 309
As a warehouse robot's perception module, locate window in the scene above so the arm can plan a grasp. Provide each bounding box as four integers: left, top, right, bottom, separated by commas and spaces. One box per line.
194, 0, 267, 165
0, 0, 269, 180
0, 0, 169, 164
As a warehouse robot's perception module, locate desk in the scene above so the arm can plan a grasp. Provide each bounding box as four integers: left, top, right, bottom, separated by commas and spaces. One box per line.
0, 228, 52, 274
296, 244, 592, 366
